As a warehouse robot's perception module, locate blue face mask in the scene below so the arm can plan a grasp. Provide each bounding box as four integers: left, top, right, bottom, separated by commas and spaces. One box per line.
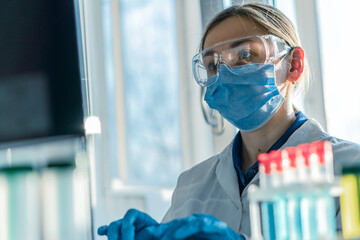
204, 63, 284, 132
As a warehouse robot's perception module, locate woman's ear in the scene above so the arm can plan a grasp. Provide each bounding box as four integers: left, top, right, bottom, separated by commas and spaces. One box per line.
287, 47, 304, 82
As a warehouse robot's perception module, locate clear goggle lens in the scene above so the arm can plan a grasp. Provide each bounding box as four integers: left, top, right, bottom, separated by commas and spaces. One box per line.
192, 35, 292, 87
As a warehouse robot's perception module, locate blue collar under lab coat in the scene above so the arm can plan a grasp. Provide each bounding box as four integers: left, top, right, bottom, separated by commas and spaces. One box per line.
232, 111, 308, 195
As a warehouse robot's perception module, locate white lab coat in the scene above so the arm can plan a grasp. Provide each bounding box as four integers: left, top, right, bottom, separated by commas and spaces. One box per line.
162, 119, 360, 238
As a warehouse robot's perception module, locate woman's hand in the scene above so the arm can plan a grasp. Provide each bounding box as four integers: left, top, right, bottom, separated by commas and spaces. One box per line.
98, 209, 245, 240
136, 213, 245, 240
97, 208, 159, 240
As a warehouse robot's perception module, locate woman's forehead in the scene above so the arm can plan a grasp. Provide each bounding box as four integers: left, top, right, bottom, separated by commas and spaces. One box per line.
203, 16, 266, 50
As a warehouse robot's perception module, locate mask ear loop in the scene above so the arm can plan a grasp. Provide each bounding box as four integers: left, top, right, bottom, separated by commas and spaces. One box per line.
274, 48, 294, 96
200, 87, 225, 135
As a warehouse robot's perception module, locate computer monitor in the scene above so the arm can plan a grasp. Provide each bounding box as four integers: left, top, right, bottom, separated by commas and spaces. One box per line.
0, 0, 84, 146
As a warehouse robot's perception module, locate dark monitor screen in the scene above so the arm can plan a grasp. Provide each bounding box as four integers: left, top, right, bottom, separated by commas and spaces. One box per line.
0, 0, 84, 145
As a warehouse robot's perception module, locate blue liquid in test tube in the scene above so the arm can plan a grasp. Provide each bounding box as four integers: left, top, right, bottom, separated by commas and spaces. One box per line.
316, 194, 336, 239
274, 196, 289, 240
287, 194, 302, 240
301, 195, 318, 239
261, 202, 276, 240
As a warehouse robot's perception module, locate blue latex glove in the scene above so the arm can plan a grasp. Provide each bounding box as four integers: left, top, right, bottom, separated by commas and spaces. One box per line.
98, 208, 159, 240
135, 213, 245, 240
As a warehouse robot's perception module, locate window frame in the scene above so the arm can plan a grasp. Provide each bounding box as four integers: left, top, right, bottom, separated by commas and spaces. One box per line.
291, 0, 327, 129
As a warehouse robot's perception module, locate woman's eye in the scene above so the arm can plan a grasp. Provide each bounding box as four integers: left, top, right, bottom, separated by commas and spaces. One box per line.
206, 62, 217, 72
231, 50, 254, 66
239, 50, 252, 60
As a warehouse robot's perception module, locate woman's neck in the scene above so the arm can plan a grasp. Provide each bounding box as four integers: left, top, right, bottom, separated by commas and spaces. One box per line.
240, 103, 296, 173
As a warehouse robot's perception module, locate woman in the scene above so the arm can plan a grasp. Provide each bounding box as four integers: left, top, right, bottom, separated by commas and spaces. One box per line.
98, 3, 360, 239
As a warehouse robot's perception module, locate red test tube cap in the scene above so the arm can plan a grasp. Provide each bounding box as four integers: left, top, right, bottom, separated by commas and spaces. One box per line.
258, 153, 272, 175
285, 147, 297, 168
297, 144, 311, 167
269, 150, 283, 172
310, 141, 332, 165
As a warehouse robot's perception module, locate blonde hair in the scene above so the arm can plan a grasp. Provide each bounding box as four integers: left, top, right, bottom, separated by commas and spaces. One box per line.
200, 3, 309, 97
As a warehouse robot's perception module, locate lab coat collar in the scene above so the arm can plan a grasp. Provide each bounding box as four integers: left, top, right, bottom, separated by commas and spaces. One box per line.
280, 118, 327, 148
215, 142, 242, 209
214, 118, 327, 208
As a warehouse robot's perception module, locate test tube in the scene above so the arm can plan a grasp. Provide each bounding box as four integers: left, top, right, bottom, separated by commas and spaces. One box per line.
269, 150, 283, 188
297, 144, 319, 240
283, 147, 302, 240
258, 153, 276, 240
258, 151, 288, 240
258, 153, 272, 188
296, 144, 311, 183
311, 141, 334, 183
282, 148, 297, 185
271, 150, 288, 240
248, 185, 263, 240
340, 167, 360, 239
310, 141, 336, 239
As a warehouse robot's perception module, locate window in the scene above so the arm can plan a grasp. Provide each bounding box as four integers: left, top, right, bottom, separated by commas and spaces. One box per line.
276, 0, 360, 143
118, 0, 183, 186
316, 0, 360, 143
275, 0, 298, 31
101, 0, 184, 187
93, 0, 207, 224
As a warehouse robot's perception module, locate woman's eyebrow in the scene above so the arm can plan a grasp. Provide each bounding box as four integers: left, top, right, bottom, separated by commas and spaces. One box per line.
203, 51, 215, 58
203, 39, 256, 58
229, 39, 254, 48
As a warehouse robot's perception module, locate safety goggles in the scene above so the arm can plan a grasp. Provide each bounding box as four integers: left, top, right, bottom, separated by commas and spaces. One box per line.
192, 35, 292, 87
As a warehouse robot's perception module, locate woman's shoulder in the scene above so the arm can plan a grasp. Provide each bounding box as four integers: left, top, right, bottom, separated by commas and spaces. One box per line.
302, 118, 360, 174
285, 118, 360, 175
163, 143, 235, 222
324, 135, 360, 175
175, 142, 233, 189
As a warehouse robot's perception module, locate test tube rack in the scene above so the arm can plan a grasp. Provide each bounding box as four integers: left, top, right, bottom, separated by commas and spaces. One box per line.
248, 181, 342, 240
